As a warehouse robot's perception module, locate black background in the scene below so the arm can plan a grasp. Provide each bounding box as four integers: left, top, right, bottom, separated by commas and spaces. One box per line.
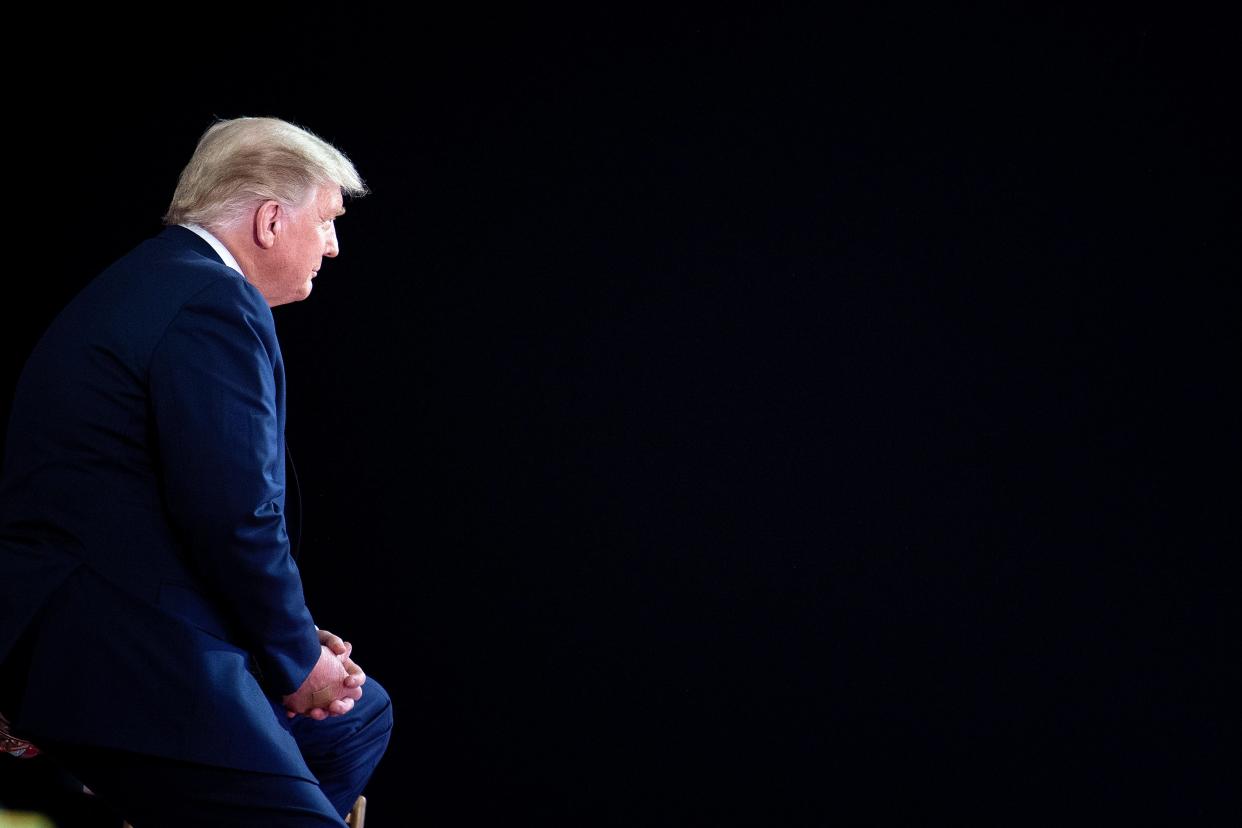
3, 5, 1236, 824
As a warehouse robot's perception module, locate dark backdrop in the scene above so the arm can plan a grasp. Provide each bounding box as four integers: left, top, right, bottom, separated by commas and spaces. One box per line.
3, 6, 1235, 824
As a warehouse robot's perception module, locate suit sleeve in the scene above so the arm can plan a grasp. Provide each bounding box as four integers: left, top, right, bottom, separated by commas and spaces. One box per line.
148, 276, 320, 696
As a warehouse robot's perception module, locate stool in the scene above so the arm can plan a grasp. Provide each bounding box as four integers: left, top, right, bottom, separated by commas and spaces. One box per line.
346, 795, 367, 826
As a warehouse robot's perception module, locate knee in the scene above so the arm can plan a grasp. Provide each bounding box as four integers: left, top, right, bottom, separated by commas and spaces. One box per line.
361, 677, 393, 738
354, 677, 393, 773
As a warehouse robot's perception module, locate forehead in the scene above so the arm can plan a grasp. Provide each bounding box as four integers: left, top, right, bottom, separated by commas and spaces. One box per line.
309, 184, 345, 217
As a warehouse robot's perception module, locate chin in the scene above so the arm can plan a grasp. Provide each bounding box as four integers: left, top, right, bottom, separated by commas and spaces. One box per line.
276, 285, 314, 307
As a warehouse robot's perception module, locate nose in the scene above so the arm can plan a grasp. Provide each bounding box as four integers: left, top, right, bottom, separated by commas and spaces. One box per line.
324, 224, 340, 258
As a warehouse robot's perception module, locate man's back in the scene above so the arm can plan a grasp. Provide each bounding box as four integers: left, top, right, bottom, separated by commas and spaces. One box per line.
0, 226, 317, 776
3, 228, 260, 617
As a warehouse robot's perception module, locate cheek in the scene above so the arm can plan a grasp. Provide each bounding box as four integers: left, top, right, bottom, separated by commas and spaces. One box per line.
301, 234, 323, 261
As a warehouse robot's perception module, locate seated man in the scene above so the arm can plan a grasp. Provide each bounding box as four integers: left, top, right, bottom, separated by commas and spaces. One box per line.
0, 117, 392, 827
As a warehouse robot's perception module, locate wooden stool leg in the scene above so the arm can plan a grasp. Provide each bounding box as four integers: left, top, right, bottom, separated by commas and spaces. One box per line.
346, 795, 367, 827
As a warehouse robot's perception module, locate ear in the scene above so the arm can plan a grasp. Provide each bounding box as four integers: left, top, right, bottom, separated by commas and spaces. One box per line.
252, 200, 285, 250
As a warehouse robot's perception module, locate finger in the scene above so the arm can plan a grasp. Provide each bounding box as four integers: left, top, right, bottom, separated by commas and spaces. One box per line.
343, 659, 367, 687
318, 629, 348, 654
287, 709, 297, 719
329, 697, 355, 716
308, 707, 328, 721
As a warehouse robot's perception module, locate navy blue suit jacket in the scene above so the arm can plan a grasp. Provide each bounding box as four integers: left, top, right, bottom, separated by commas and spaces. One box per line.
0, 226, 321, 778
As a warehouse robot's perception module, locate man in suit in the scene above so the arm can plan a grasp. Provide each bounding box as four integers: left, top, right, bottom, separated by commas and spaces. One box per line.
0, 117, 392, 826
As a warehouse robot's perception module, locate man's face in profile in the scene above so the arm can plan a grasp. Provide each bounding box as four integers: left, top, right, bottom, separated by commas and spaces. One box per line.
258, 184, 345, 306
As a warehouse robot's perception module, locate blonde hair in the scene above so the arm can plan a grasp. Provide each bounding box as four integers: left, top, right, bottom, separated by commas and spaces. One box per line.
163, 116, 368, 230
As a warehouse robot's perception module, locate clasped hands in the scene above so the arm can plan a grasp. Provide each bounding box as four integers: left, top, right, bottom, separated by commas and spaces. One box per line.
281, 628, 367, 720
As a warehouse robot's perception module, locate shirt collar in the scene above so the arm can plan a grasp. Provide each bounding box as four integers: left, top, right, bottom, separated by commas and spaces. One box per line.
180, 223, 246, 279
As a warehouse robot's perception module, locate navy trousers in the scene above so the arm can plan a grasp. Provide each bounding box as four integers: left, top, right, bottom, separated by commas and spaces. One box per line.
29, 680, 392, 827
